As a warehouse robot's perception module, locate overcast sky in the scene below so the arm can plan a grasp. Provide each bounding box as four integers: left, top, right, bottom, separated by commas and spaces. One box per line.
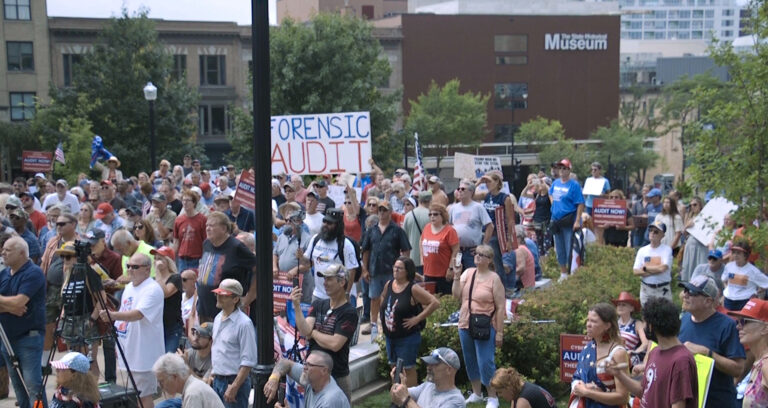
47, 0, 278, 25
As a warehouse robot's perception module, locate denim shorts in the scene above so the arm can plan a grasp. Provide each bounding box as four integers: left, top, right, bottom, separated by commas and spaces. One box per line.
368, 274, 391, 298
386, 331, 422, 368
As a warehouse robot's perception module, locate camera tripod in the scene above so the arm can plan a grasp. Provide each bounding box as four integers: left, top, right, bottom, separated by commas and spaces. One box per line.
41, 240, 144, 408
0, 321, 33, 406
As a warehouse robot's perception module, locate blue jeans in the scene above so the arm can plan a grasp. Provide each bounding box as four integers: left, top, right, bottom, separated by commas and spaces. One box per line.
461, 247, 477, 270
489, 236, 514, 290
631, 228, 645, 248
0, 331, 47, 408
156, 398, 182, 408
458, 328, 497, 386
212, 374, 251, 408
360, 279, 371, 322
164, 322, 184, 353
177, 257, 200, 272
553, 227, 574, 267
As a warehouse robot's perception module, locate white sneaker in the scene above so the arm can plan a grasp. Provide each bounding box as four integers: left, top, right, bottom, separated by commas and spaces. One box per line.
558, 274, 569, 283
485, 397, 499, 408
369, 324, 378, 343
465, 393, 484, 404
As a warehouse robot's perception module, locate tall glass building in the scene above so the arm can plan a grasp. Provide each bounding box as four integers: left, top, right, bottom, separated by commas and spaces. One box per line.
619, 0, 740, 41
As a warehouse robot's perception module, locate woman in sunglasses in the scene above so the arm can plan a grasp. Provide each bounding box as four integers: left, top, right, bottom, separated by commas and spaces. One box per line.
76, 202, 97, 235
133, 218, 162, 248
728, 299, 768, 407
602, 190, 635, 248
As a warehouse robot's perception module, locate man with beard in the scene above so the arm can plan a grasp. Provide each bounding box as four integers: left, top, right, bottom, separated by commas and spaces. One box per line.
389, 347, 465, 408
302, 209, 358, 302
155, 322, 215, 408
263, 350, 349, 408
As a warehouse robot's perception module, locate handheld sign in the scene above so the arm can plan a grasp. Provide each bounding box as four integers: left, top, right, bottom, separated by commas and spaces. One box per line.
273, 271, 300, 314
560, 334, 591, 382
233, 170, 256, 211
21, 151, 53, 173
271, 111, 372, 175
592, 198, 628, 228
687, 197, 737, 247
582, 178, 608, 196
454, 153, 503, 179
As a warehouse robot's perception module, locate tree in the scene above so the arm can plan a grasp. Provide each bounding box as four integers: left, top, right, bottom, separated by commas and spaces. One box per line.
517, 117, 592, 178
686, 0, 768, 263
403, 79, 489, 172
590, 121, 658, 187
46, 9, 202, 177
661, 73, 727, 181
227, 13, 400, 172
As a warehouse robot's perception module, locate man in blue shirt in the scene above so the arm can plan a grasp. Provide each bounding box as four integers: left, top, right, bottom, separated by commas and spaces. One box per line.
0, 236, 47, 408
678, 275, 744, 408
7, 208, 41, 264
548, 159, 584, 281
643, 188, 663, 245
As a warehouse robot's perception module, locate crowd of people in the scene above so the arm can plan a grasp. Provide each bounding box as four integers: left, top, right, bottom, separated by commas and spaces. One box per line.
0, 151, 766, 408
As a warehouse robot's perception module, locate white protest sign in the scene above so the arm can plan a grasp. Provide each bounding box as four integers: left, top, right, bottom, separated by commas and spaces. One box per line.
687, 197, 737, 247
271, 111, 372, 175
476, 182, 511, 195
327, 185, 362, 208
454, 152, 503, 179
582, 178, 608, 196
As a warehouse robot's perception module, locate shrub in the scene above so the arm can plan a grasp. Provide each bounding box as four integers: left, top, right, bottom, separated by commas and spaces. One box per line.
377, 244, 667, 399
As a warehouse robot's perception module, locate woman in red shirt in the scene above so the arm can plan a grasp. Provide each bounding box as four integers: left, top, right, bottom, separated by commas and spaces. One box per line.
420, 203, 459, 295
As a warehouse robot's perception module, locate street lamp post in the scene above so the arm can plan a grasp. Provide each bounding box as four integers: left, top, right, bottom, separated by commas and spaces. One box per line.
509, 92, 528, 183
143, 82, 158, 171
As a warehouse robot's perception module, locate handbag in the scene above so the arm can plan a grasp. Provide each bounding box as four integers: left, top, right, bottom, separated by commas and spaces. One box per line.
467, 269, 495, 341
551, 211, 577, 234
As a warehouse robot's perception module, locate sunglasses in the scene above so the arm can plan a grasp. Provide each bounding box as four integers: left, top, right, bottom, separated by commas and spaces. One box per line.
682, 288, 703, 297
366, 203, 377, 207
134, 224, 144, 230
126, 264, 149, 270
428, 212, 440, 217
344, 201, 352, 205
5, 205, 17, 211
738, 317, 764, 327
378, 207, 390, 212
457, 187, 467, 191
429, 350, 451, 367
56, 222, 70, 227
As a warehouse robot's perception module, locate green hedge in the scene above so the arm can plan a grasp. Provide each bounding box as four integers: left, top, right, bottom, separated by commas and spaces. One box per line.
377, 245, 673, 398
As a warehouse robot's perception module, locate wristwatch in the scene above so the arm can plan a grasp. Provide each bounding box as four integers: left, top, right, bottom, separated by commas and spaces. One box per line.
642, 266, 647, 272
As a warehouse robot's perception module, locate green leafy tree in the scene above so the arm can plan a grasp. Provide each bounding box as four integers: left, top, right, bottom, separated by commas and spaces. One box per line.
47, 9, 202, 176
686, 1, 768, 265
403, 79, 489, 172
228, 13, 400, 173
661, 73, 728, 181
590, 121, 658, 186
517, 117, 592, 178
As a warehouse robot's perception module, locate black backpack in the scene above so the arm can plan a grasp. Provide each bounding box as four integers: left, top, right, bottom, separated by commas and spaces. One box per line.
309, 234, 363, 282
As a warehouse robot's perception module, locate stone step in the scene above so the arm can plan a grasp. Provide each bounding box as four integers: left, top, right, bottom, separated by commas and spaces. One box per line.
351, 379, 389, 405
346, 342, 382, 392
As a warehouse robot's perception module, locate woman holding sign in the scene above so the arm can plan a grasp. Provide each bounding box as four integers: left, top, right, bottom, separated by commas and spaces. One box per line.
477, 171, 523, 292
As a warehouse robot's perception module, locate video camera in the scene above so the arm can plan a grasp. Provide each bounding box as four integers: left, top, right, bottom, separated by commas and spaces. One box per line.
74, 240, 92, 264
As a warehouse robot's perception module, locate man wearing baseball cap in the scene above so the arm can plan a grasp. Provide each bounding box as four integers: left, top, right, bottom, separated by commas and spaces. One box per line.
93, 202, 125, 245
390, 347, 465, 408
42, 178, 80, 214
210, 279, 257, 408
633, 220, 673, 305
721, 239, 768, 311
690, 249, 726, 294
549, 158, 584, 281
642, 188, 663, 245
678, 275, 745, 407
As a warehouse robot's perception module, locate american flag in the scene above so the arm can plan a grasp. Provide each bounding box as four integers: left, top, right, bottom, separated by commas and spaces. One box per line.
411, 133, 426, 193
54, 142, 66, 164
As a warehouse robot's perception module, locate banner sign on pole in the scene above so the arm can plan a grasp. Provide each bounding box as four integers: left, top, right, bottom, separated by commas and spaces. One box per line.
454, 152, 502, 179
21, 151, 53, 173
234, 170, 256, 211
592, 198, 628, 227
271, 111, 372, 175
560, 334, 591, 382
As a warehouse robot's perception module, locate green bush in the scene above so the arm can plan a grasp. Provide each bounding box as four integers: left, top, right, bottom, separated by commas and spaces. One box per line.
377, 245, 672, 399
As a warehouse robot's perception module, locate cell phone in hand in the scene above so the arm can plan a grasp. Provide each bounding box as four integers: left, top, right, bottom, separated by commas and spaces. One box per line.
293, 276, 300, 288
393, 358, 404, 384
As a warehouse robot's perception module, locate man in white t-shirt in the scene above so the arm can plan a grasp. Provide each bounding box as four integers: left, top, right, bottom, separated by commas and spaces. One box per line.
448, 180, 493, 269
42, 179, 81, 213
302, 209, 359, 302
632, 220, 673, 305
304, 192, 324, 236
721, 240, 768, 311
101, 252, 164, 408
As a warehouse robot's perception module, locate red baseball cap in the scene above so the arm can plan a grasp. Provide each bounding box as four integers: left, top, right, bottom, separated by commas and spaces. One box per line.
558, 159, 572, 169
94, 203, 114, 219
727, 299, 768, 323
150, 246, 176, 260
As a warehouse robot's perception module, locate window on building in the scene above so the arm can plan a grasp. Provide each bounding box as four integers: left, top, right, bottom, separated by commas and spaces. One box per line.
679, 10, 691, 18
691, 30, 703, 38
663, 0, 681, 5
655, 20, 666, 29
198, 105, 229, 136
722, 20, 733, 27
644, 20, 655, 29
62, 54, 82, 86
653, 10, 666, 18
704, 20, 714, 28
692, 9, 703, 18
629, 31, 642, 39
678, 21, 690, 28
496, 55, 528, 65
721, 30, 733, 37
655, 31, 666, 39
692, 20, 703, 28
494, 35, 527, 52
619, 0, 635, 6
493, 124, 518, 141
6, 41, 33, 71
722, 9, 733, 16
3, 0, 30, 20
705, 9, 714, 18
643, 31, 655, 39
361, 5, 374, 19
494, 83, 528, 110
199, 55, 226, 86
172, 55, 187, 80
10, 92, 34, 121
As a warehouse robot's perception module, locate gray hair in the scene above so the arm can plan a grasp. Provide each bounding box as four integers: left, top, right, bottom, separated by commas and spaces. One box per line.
236, 232, 255, 253
47, 203, 67, 214
365, 214, 379, 229
110, 229, 136, 248
152, 353, 190, 378
5, 236, 29, 259
400, 174, 412, 184
392, 182, 405, 191
459, 179, 476, 193
515, 225, 526, 240
60, 213, 77, 224
309, 350, 334, 371
591, 162, 602, 170
218, 175, 229, 185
